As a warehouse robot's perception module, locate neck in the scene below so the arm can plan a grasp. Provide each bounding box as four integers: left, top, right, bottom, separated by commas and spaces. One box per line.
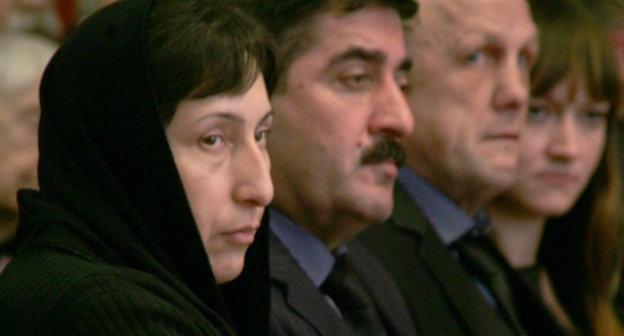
487, 201, 546, 268
458, 196, 492, 216
305, 213, 370, 251
272, 204, 370, 251
406, 162, 498, 216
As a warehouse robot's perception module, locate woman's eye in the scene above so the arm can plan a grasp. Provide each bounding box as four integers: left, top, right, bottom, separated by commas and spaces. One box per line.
201, 134, 224, 148
580, 110, 608, 127
527, 101, 551, 124
255, 130, 270, 145
528, 105, 545, 116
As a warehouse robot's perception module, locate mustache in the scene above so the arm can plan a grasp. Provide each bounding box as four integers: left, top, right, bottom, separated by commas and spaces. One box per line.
360, 139, 406, 167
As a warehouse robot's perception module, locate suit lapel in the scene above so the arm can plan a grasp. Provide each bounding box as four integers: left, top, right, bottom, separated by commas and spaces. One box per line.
269, 233, 349, 336
391, 184, 516, 336
347, 240, 418, 336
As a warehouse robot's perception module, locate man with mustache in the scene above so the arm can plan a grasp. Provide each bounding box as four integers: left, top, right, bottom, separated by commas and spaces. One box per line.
239, 0, 418, 335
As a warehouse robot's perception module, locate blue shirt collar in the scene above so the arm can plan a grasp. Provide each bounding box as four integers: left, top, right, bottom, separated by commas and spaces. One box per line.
269, 207, 335, 287
397, 167, 476, 245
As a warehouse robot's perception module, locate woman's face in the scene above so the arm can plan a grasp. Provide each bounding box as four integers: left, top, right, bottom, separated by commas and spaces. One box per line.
501, 77, 608, 217
166, 75, 274, 284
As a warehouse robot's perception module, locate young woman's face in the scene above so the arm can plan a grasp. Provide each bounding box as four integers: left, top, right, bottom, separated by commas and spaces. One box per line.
501, 77, 608, 217
166, 75, 274, 284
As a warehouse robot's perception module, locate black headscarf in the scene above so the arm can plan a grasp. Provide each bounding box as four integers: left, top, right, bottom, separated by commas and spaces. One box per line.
9, 0, 270, 334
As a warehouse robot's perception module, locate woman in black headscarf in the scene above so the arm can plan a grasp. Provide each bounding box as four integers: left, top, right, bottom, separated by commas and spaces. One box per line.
0, 0, 276, 335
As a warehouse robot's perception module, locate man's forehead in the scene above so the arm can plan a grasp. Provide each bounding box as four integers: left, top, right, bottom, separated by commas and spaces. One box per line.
326, 47, 387, 68
427, 0, 536, 42
414, 0, 537, 47
312, 8, 406, 61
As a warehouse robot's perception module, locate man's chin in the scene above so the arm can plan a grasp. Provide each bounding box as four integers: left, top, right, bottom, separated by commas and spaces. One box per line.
355, 196, 394, 224
489, 152, 518, 172
485, 168, 517, 193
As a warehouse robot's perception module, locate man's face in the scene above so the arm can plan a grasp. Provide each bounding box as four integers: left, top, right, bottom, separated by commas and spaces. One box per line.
269, 7, 413, 248
0, 82, 40, 212
404, 0, 538, 211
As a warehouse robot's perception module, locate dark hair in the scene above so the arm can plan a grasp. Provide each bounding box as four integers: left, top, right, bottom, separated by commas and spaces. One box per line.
532, 1, 624, 334
579, 0, 624, 31
237, 0, 417, 91
147, 0, 276, 125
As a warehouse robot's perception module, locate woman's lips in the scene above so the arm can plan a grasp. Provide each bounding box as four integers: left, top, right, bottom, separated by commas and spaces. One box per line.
222, 226, 259, 245
536, 171, 577, 185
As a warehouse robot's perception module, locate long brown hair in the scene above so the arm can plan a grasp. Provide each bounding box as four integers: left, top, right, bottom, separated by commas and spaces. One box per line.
532, 1, 624, 334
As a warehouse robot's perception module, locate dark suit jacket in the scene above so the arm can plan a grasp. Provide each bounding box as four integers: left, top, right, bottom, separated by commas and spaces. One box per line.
269, 232, 418, 336
358, 183, 517, 336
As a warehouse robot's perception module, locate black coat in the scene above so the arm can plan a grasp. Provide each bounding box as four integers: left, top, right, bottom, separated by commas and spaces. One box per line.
269, 232, 418, 336
358, 183, 564, 336
0, 1, 269, 335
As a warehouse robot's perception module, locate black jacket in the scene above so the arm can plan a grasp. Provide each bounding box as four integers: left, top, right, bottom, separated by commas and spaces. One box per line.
269, 232, 417, 336
358, 182, 564, 336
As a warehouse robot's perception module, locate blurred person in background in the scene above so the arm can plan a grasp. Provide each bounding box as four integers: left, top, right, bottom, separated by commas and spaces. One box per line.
0, 31, 56, 272
487, 1, 624, 334
0, 0, 61, 40
0, 0, 12, 26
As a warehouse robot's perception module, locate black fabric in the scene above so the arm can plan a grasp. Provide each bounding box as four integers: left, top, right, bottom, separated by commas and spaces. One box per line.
517, 265, 541, 297
454, 231, 566, 336
269, 233, 349, 336
359, 182, 566, 336
453, 231, 527, 335
320, 252, 387, 336
615, 120, 624, 325
269, 232, 418, 336
0, 1, 269, 335
615, 268, 624, 325
539, 210, 592, 333
0, 236, 17, 255
359, 183, 516, 336
618, 120, 624, 188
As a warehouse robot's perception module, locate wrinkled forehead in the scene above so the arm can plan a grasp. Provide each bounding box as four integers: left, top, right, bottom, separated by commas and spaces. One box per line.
410, 0, 537, 49
313, 7, 406, 61
443, 0, 533, 25
276, 6, 407, 90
